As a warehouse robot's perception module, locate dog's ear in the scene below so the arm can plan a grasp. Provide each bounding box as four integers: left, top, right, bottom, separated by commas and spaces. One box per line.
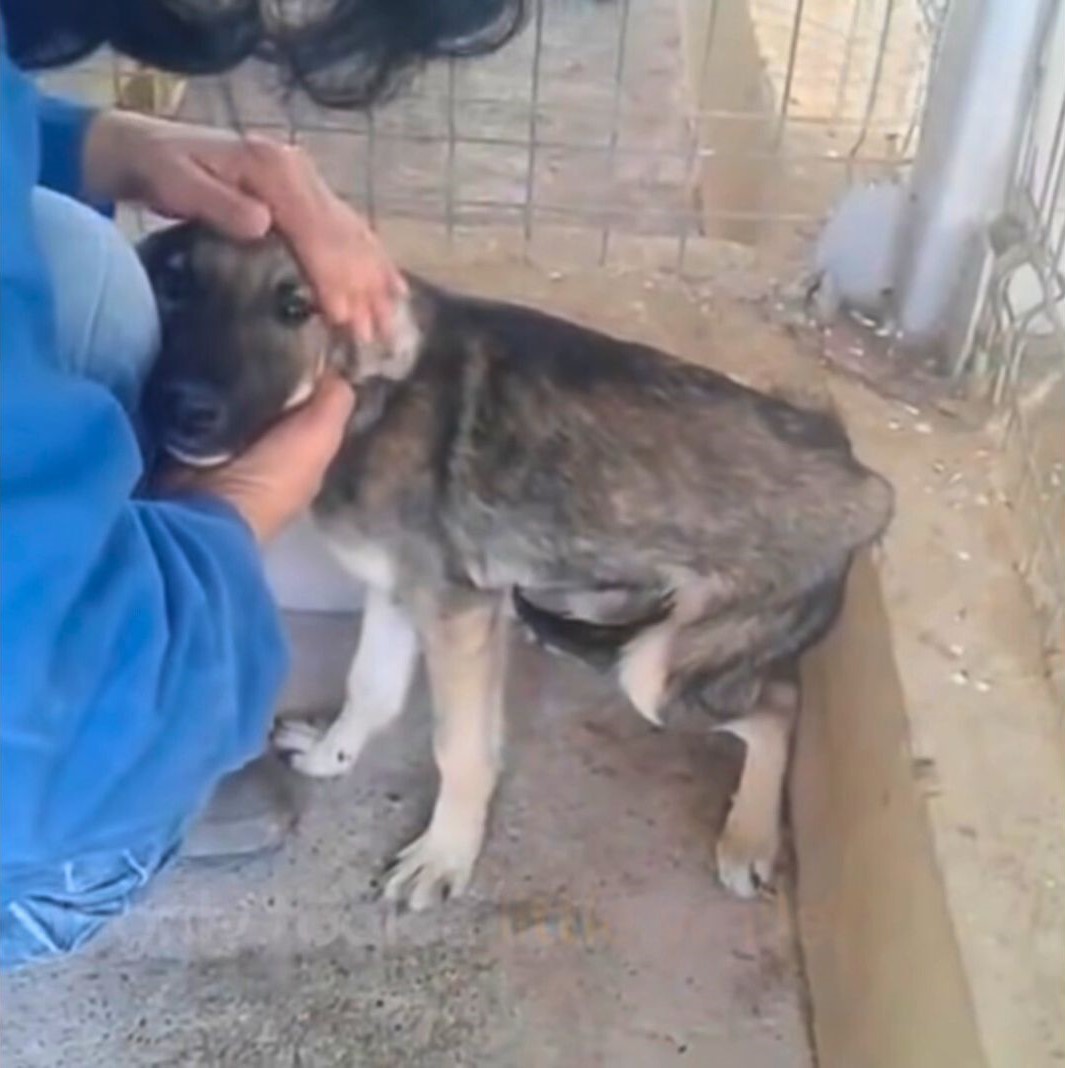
327, 297, 422, 384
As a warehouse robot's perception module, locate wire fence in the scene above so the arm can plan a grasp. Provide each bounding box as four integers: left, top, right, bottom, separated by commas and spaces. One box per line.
43, 0, 942, 271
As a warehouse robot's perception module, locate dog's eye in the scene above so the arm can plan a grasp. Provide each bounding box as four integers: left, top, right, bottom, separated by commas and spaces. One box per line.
275, 282, 316, 327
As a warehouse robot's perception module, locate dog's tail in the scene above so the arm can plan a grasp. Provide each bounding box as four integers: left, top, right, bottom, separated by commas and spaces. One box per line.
512, 587, 674, 670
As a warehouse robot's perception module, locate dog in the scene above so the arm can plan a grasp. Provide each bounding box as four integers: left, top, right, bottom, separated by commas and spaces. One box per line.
138, 222, 893, 909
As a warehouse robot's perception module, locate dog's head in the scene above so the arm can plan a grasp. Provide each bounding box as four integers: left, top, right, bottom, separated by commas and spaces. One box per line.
138, 222, 421, 466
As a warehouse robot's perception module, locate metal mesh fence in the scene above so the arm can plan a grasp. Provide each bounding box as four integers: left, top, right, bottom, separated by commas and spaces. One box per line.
42, 0, 942, 271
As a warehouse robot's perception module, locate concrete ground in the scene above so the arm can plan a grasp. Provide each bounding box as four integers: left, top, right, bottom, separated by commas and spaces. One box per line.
0, 627, 810, 1067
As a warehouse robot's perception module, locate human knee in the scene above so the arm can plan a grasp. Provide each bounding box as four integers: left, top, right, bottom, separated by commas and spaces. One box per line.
32, 188, 159, 410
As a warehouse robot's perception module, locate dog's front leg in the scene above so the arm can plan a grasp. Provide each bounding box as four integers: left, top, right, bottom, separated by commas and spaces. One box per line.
384, 592, 507, 911
274, 590, 420, 777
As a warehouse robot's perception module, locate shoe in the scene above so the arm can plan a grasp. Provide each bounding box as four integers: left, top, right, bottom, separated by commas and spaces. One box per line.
180, 754, 299, 864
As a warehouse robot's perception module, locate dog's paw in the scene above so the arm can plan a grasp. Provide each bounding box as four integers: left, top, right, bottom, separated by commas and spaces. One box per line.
715, 824, 779, 900
382, 819, 484, 912
271, 719, 360, 779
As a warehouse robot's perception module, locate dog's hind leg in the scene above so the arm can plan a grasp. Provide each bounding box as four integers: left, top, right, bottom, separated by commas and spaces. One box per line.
713, 675, 798, 899
273, 590, 420, 778
384, 592, 507, 911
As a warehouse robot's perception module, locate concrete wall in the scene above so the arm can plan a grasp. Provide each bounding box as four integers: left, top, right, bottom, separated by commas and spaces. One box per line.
792, 558, 987, 1068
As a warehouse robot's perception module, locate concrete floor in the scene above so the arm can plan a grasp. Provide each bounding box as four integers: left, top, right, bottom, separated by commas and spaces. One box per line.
0, 614, 811, 1067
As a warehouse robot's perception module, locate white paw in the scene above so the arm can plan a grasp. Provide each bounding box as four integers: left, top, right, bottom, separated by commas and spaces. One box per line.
271, 719, 361, 779
715, 823, 779, 900
382, 817, 484, 911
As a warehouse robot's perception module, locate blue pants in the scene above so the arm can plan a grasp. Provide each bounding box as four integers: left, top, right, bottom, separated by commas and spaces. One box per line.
0, 190, 180, 971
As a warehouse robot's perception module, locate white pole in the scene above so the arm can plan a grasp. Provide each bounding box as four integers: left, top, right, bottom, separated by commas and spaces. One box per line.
893, 0, 1055, 354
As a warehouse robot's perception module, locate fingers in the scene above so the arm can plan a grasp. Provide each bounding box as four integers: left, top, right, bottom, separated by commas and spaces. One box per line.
350, 289, 377, 347
297, 373, 357, 433
208, 138, 404, 344
369, 287, 396, 346
281, 219, 391, 344
390, 264, 410, 299
297, 238, 402, 347
268, 373, 356, 456
163, 158, 272, 240
173, 375, 356, 544
319, 242, 406, 346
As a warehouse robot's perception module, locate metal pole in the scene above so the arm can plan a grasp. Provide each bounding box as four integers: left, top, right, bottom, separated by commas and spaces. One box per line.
522, 0, 547, 255
893, 0, 1055, 353
598, 0, 634, 266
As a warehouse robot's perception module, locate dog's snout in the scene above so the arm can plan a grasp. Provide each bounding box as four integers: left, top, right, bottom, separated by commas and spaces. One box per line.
159, 381, 226, 443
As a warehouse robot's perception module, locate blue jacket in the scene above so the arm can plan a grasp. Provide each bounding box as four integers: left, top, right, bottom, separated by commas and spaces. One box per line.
0, 32, 288, 895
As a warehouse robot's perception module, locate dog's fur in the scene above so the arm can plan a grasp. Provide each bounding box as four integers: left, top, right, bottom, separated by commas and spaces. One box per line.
139, 223, 894, 907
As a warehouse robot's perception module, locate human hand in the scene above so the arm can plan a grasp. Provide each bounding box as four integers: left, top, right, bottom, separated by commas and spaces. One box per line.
84, 110, 406, 344
163, 374, 355, 543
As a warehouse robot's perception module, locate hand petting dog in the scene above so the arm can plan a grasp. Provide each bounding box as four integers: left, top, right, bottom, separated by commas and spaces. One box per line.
84, 111, 406, 346
161, 373, 355, 544
85, 112, 382, 539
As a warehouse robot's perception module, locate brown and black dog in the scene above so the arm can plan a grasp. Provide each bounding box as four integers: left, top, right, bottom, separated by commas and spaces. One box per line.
139, 222, 893, 910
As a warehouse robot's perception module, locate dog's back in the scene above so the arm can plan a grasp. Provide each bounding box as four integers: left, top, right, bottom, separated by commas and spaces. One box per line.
426, 287, 888, 592
318, 281, 892, 718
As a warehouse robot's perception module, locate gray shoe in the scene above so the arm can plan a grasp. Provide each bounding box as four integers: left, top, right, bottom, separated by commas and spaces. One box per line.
181, 754, 299, 864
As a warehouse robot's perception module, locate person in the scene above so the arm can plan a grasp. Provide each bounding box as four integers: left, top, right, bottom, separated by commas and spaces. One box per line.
0, 0, 525, 970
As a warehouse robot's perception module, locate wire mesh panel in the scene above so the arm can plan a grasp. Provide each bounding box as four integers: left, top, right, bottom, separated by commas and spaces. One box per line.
40, 0, 943, 273
683, 0, 940, 237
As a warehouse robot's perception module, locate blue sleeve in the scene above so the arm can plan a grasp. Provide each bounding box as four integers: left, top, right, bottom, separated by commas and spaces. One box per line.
1, 46, 289, 878
36, 93, 95, 201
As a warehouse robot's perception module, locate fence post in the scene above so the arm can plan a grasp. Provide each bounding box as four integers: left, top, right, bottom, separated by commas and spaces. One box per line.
892, 0, 1054, 360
